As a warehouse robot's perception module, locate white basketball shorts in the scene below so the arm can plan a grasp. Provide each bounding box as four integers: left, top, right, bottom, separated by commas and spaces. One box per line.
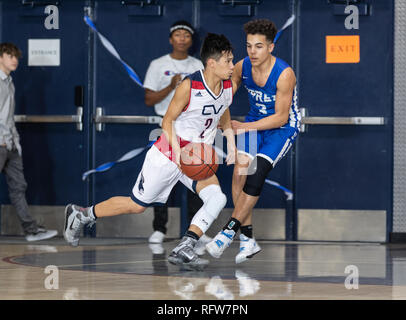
130, 145, 195, 206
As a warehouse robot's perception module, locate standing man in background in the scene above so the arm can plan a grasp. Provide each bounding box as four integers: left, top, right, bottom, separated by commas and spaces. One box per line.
143, 20, 211, 251
0, 42, 57, 241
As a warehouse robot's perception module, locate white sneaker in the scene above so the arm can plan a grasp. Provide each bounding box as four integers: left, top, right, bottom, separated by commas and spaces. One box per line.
149, 243, 165, 255
205, 229, 235, 259
63, 204, 94, 247
235, 269, 260, 297
194, 234, 212, 256
235, 234, 261, 264
199, 234, 212, 243
25, 229, 58, 242
148, 231, 165, 243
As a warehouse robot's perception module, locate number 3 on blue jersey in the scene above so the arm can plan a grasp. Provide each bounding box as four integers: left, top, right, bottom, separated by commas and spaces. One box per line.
256, 103, 267, 115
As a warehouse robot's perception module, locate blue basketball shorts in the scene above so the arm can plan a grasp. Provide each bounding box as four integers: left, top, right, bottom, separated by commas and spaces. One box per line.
236, 125, 299, 167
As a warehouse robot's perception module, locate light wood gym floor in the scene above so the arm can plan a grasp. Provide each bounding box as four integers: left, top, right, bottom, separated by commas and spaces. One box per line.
1, 236, 406, 300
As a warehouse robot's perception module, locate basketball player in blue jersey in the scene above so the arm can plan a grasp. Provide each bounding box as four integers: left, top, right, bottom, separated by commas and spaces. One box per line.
206, 19, 301, 263
63, 33, 236, 271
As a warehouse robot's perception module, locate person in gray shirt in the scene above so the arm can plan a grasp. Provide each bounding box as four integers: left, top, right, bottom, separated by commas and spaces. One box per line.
0, 42, 57, 241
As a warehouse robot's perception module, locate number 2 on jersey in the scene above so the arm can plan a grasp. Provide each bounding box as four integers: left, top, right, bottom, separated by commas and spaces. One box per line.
256, 103, 267, 115
199, 118, 213, 139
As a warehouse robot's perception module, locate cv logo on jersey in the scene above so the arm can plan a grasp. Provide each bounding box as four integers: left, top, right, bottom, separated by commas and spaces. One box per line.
202, 104, 224, 115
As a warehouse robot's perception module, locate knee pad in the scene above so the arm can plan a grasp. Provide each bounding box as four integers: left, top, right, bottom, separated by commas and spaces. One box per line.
191, 184, 227, 233
243, 156, 273, 197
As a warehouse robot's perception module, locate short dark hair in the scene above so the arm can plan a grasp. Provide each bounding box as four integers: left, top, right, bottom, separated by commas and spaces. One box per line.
200, 33, 233, 67
0, 42, 22, 58
169, 20, 195, 37
243, 19, 278, 43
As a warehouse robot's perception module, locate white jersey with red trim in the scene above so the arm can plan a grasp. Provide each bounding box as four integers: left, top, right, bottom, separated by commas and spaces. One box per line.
174, 69, 233, 145
133, 71, 232, 205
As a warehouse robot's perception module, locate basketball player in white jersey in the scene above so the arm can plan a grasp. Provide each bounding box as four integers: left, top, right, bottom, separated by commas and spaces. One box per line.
143, 20, 205, 247
63, 33, 237, 270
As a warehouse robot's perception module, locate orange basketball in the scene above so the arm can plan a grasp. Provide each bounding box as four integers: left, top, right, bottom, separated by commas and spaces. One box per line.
180, 143, 219, 181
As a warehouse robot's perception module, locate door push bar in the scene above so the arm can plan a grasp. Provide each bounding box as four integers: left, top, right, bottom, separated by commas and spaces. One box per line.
92, 107, 386, 133
299, 108, 385, 132
14, 86, 85, 131
94, 107, 162, 132
14, 107, 83, 131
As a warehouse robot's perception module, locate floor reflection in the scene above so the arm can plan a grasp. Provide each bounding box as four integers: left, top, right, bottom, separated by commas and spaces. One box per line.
3, 240, 406, 299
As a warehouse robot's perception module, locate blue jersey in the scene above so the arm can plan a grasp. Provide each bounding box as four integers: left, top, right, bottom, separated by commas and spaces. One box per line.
242, 56, 300, 129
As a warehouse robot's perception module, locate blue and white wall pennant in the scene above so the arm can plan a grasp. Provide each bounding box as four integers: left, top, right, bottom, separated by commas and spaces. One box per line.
84, 15, 143, 88
82, 142, 154, 181
274, 14, 295, 44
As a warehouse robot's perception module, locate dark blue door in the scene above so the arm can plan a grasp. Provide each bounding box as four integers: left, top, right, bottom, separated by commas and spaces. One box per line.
295, 0, 393, 241
0, 1, 89, 207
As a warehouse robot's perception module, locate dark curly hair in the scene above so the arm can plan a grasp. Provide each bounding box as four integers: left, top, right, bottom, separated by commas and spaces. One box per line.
243, 19, 278, 43
0, 43, 22, 58
200, 33, 233, 67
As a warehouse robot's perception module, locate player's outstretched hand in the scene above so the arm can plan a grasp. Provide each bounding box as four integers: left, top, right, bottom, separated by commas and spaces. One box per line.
231, 120, 246, 134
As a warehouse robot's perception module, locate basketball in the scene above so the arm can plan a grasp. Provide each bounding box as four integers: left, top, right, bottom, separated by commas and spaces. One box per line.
180, 143, 219, 181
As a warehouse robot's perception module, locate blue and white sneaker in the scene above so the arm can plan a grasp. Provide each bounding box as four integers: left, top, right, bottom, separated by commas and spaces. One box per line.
235, 234, 261, 264
205, 229, 235, 259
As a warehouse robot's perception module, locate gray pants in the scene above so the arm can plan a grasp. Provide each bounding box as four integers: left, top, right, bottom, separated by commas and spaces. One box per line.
0, 146, 37, 234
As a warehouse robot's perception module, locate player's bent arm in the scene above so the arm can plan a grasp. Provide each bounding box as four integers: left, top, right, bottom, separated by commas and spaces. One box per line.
161, 78, 191, 162
231, 59, 243, 96
244, 67, 296, 131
